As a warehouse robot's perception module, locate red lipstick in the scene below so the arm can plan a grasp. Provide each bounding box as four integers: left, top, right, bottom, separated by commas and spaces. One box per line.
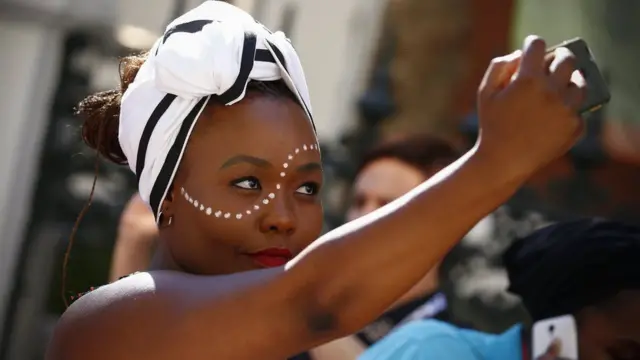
246, 248, 293, 268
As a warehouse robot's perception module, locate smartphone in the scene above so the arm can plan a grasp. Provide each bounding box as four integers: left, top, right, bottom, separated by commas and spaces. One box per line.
532, 314, 579, 360
548, 37, 611, 115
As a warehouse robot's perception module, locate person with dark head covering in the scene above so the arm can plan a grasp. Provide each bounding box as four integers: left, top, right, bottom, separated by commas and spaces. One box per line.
359, 218, 640, 360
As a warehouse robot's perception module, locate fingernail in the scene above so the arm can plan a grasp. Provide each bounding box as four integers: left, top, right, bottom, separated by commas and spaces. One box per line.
524, 35, 538, 48
554, 46, 572, 58
571, 70, 586, 87
502, 50, 522, 62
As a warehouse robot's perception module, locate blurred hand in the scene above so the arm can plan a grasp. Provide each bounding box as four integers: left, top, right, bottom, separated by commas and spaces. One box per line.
537, 339, 562, 360
476, 35, 586, 180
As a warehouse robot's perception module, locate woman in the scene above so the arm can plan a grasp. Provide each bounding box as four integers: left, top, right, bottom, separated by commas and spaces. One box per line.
303, 135, 460, 360
46, 2, 585, 360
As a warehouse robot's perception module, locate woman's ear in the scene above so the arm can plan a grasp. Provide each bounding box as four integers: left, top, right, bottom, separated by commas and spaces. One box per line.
158, 185, 176, 228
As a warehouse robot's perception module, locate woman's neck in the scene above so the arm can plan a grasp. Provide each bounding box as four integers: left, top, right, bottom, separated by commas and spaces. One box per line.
149, 240, 184, 272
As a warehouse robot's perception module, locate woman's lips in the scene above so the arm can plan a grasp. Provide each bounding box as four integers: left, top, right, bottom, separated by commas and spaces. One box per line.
246, 248, 293, 268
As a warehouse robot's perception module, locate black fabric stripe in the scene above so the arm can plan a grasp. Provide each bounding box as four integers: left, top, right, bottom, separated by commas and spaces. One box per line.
255, 49, 276, 63
266, 40, 287, 69
216, 31, 258, 104
266, 41, 315, 130
135, 94, 177, 183
156, 19, 215, 55
149, 96, 209, 218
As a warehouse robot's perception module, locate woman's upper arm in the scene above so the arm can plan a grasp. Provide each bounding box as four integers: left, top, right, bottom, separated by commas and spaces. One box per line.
47, 270, 340, 360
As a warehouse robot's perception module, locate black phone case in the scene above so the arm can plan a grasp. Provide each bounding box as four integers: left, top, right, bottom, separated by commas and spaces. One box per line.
549, 38, 611, 114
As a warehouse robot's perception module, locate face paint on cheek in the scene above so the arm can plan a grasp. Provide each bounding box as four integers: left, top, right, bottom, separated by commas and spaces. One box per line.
180, 143, 320, 220
181, 186, 277, 220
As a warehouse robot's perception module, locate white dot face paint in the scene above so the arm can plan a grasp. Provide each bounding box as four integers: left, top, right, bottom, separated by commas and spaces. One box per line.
179, 143, 320, 221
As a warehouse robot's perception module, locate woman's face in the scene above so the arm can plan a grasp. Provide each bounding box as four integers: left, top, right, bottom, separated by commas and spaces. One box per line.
346, 158, 429, 222
159, 94, 323, 275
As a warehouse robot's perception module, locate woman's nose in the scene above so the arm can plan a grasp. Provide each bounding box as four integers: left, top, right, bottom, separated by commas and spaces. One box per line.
259, 197, 296, 236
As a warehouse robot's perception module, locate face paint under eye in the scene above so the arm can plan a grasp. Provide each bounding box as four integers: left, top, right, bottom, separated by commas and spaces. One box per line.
179, 143, 319, 220
181, 186, 278, 221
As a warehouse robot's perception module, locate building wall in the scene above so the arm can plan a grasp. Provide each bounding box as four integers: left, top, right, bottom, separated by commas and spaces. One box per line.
0, 18, 65, 350
254, 0, 388, 142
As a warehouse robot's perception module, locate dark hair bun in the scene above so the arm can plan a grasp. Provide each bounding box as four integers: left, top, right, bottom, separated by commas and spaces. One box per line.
76, 54, 148, 165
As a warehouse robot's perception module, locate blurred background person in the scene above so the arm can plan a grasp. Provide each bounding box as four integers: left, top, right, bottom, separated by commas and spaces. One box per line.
359, 218, 640, 360
297, 134, 460, 360
109, 193, 157, 281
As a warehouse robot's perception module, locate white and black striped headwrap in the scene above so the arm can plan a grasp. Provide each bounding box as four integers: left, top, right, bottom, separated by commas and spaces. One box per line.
118, 1, 315, 221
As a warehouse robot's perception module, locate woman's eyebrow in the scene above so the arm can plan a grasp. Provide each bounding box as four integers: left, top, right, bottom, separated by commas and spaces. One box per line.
296, 162, 322, 173
220, 155, 272, 169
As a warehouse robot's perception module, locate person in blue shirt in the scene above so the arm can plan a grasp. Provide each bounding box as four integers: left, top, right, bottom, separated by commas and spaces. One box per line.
359, 218, 640, 360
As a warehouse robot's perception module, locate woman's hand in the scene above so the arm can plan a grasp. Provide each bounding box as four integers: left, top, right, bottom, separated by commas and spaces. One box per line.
476, 35, 586, 181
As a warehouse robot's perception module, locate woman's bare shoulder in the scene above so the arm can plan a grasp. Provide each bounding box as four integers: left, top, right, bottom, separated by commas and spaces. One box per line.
47, 268, 292, 360
47, 271, 188, 360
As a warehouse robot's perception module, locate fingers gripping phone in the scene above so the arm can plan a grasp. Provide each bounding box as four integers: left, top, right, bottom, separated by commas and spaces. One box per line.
532, 314, 579, 360
548, 38, 611, 115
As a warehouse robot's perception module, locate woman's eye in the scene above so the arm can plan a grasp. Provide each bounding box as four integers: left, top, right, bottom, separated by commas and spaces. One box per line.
232, 177, 261, 190
296, 183, 319, 195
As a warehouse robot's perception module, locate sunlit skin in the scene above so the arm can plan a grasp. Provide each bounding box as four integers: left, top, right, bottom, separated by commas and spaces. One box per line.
152, 94, 324, 275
